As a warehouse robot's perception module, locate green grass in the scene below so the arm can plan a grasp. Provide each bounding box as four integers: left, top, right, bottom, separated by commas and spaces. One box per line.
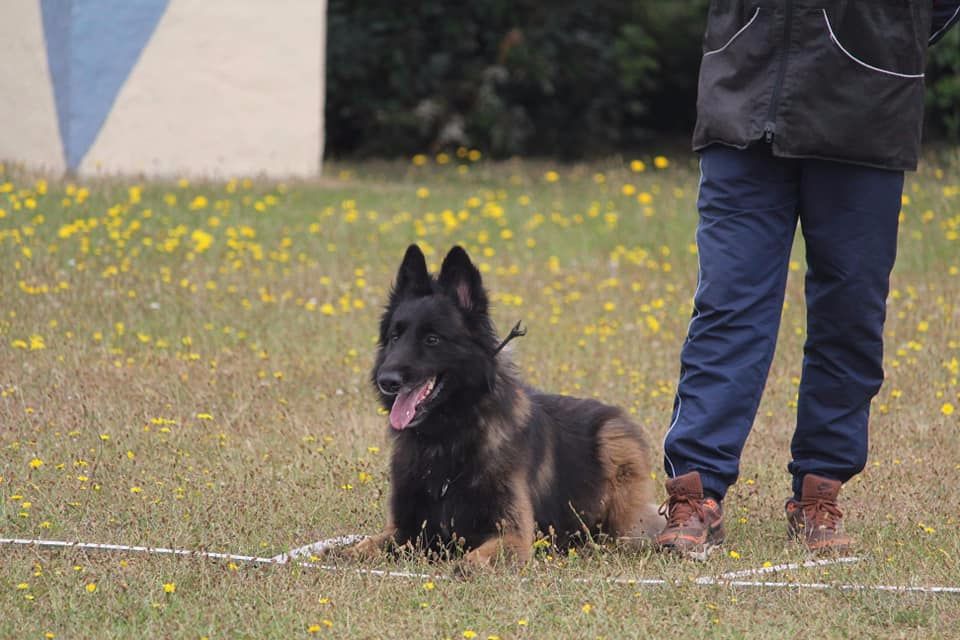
1, 151, 959, 639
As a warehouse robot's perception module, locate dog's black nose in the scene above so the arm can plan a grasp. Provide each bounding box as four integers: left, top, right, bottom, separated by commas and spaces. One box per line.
377, 370, 403, 395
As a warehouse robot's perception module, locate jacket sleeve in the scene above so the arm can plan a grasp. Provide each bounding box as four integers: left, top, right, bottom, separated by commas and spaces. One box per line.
930, 0, 960, 44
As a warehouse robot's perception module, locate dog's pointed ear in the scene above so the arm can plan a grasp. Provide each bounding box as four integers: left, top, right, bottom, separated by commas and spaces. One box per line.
394, 244, 431, 298
438, 245, 487, 313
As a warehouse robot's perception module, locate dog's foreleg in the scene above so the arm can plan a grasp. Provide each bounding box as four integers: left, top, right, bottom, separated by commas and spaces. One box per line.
345, 525, 397, 560
460, 473, 535, 571
461, 528, 534, 569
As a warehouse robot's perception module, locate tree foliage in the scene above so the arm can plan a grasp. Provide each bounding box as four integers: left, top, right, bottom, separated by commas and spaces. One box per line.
326, 1, 958, 158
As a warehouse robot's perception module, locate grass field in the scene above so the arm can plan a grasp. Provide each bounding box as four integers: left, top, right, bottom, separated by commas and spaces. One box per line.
2, 149, 959, 639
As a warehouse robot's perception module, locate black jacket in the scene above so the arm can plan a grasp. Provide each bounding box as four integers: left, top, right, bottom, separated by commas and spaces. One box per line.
693, 0, 960, 170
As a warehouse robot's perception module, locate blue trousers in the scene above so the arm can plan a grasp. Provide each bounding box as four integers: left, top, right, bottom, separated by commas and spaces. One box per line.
664, 144, 904, 500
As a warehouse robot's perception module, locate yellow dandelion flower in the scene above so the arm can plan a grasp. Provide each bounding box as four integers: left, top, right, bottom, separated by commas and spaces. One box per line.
163, 582, 176, 593
645, 315, 661, 333
191, 229, 214, 253
544, 170, 559, 183
29, 458, 43, 469
463, 631, 477, 639
630, 159, 646, 172
654, 155, 670, 169
307, 624, 321, 633
942, 403, 955, 416
85, 583, 97, 593
582, 603, 593, 614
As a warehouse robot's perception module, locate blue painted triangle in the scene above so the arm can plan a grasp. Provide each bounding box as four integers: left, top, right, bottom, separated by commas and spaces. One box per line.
42, 0, 170, 170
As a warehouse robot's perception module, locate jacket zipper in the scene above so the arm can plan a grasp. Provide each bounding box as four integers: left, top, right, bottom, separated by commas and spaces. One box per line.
764, 0, 793, 143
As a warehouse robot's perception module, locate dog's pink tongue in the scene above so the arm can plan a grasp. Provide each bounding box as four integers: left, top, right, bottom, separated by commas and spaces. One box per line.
389, 386, 421, 430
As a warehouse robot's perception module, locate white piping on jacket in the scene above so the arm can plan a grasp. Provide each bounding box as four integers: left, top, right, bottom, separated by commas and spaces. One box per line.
929, 5, 960, 44
703, 8, 761, 57
823, 9, 924, 79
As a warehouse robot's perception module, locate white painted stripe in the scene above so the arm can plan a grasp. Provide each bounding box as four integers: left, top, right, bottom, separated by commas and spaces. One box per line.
930, 6, 960, 44
703, 8, 761, 57
823, 10, 924, 79
4, 537, 958, 594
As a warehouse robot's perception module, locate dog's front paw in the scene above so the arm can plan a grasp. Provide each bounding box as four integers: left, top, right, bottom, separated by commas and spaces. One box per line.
343, 536, 381, 561
453, 548, 494, 578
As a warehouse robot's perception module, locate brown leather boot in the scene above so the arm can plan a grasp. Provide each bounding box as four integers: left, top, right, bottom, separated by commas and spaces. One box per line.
656, 471, 724, 561
785, 474, 853, 553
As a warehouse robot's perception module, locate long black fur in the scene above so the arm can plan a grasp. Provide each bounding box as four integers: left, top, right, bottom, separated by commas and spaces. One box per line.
372, 245, 655, 557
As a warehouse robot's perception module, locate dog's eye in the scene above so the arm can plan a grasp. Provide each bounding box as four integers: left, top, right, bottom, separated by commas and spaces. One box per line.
390, 332, 400, 343
424, 334, 440, 346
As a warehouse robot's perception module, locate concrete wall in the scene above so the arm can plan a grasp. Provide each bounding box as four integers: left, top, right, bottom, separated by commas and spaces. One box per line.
0, 0, 326, 178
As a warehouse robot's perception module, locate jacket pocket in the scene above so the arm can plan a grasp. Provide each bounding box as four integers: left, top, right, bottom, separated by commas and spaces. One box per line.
703, 6, 763, 56
702, 1, 766, 54
779, 6, 926, 169
693, 6, 775, 149
821, 5, 925, 78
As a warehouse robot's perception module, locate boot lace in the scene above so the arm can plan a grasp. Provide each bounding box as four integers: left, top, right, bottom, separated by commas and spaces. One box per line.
800, 497, 843, 530
658, 493, 704, 529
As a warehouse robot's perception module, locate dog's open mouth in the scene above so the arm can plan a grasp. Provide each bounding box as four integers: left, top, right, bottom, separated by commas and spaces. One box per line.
389, 376, 442, 430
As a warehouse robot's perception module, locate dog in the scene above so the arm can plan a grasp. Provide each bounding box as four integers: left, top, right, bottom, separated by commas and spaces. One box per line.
347, 244, 662, 570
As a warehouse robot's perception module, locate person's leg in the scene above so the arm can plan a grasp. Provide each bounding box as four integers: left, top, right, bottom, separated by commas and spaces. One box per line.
790, 160, 903, 496
664, 144, 800, 500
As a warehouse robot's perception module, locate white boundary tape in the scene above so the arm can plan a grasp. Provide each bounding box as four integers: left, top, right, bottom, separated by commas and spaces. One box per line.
3, 536, 959, 594
270, 534, 366, 564
714, 556, 863, 581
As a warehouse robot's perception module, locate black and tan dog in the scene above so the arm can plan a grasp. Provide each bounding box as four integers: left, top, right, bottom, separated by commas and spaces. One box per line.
347, 245, 662, 570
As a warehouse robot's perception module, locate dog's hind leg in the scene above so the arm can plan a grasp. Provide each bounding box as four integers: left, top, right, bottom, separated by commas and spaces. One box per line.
597, 416, 665, 547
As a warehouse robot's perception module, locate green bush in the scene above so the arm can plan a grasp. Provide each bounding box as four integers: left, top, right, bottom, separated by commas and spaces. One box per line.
927, 28, 960, 143
325, 2, 957, 158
